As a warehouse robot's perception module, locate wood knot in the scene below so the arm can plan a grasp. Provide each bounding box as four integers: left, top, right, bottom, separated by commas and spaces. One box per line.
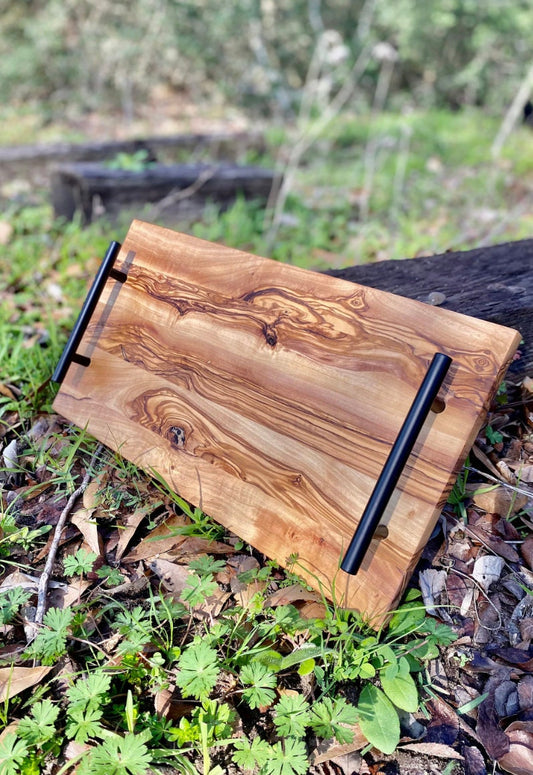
263, 324, 278, 347
168, 426, 186, 448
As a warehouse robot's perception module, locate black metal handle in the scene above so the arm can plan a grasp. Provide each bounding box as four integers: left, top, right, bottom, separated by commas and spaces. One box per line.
341, 352, 452, 575
52, 240, 123, 383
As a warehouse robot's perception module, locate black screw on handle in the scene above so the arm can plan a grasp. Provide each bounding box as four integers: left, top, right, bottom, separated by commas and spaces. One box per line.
341, 352, 452, 575
52, 240, 123, 384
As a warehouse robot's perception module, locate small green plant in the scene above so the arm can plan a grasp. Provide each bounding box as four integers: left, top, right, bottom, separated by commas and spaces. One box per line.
233, 737, 309, 775
106, 149, 155, 172
95, 565, 125, 587
65, 672, 111, 743
63, 548, 98, 578
239, 662, 277, 709
0, 588, 31, 626
175, 638, 220, 700
485, 425, 503, 446
447, 458, 470, 521
0, 511, 51, 558
25, 607, 74, 665
77, 731, 153, 775
0, 734, 29, 775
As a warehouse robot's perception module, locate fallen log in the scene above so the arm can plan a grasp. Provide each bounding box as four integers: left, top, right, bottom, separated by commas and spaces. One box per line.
51, 162, 276, 223
327, 239, 533, 377
0, 131, 264, 184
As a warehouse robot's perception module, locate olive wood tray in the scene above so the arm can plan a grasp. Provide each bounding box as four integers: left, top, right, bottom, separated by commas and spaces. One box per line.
53, 220, 521, 619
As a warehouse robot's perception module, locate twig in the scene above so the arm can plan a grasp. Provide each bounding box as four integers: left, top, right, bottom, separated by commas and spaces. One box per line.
33, 444, 104, 630
492, 62, 533, 157
149, 167, 215, 218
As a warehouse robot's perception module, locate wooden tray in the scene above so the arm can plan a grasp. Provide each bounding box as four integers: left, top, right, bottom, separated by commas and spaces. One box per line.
53, 220, 521, 619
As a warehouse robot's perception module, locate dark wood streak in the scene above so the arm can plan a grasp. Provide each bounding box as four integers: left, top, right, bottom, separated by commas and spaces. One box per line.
124, 265, 434, 380
124, 263, 505, 396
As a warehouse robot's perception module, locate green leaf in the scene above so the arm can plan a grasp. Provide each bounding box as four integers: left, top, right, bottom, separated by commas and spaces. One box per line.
0, 588, 31, 626
297, 658, 315, 676
17, 700, 59, 745
253, 649, 283, 671
279, 645, 327, 670
309, 697, 357, 744
356, 685, 400, 754
63, 548, 98, 577
261, 738, 309, 775
358, 662, 376, 679
240, 662, 277, 709
0, 733, 28, 775
273, 694, 310, 738
188, 555, 227, 577
78, 731, 152, 775
176, 640, 219, 699
380, 657, 419, 712
66, 705, 104, 743
194, 698, 235, 742
181, 573, 218, 607
273, 605, 305, 632
66, 671, 112, 711
232, 737, 271, 770
26, 607, 74, 663
386, 602, 426, 638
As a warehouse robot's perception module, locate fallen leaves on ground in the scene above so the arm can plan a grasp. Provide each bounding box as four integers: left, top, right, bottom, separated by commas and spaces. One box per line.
1, 375, 533, 774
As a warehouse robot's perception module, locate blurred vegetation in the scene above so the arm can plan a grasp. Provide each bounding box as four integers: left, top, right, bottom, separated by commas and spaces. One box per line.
0, 0, 531, 120
0, 0, 532, 269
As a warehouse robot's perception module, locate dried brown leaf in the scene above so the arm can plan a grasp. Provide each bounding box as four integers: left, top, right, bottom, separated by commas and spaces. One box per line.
83, 481, 102, 510
471, 486, 528, 517
517, 675, 533, 712
122, 513, 189, 562
153, 688, 191, 720
194, 587, 231, 619
264, 583, 321, 607
48, 578, 91, 609
0, 666, 53, 701
231, 577, 267, 608
165, 536, 232, 558
477, 670, 512, 759
472, 444, 506, 480
400, 742, 464, 759
0, 383, 16, 400
298, 600, 328, 619
311, 724, 368, 765
419, 569, 447, 614
71, 508, 101, 556
0, 570, 64, 593
462, 745, 487, 775
468, 525, 520, 563
472, 555, 505, 592
521, 537, 533, 571
115, 507, 151, 561
520, 617, 533, 643
516, 465, 533, 484
499, 721, 533, 775
149, 558, 190, 597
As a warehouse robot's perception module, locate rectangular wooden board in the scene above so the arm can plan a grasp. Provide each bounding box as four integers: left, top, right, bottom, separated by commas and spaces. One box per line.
53, 220, 521, 619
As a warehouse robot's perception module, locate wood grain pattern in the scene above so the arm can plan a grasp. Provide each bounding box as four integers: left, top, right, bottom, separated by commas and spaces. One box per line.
53, 220, 521, 620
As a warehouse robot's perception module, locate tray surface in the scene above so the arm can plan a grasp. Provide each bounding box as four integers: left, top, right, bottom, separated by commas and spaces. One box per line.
53, 220, 521, 618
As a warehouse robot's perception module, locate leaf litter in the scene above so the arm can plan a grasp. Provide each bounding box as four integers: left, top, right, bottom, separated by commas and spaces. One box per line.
1, 371, 533, 774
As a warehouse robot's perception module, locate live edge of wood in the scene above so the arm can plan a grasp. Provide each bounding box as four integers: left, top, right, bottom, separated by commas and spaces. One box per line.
53, 220, 521, 623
